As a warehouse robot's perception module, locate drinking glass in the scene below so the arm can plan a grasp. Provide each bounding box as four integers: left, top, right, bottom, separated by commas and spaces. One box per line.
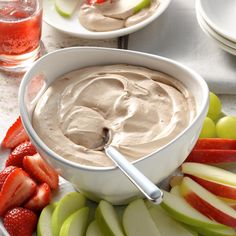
0, 0, 43, 72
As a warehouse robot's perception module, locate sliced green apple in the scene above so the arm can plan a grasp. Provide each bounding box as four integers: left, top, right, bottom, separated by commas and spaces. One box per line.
86, 220, 103, 236
98, 0, 151, 19
160, 190, 226, 229
148, 204, 197, 236
59, 207, 89, 236
51, 192, 86, 236
134, 0, 151, 13
55, 0, 79, 18
123, 199, 161, 236
191, 225, 236, 236
37, 203, 57, 236
181, 177, 236, 227
95, 200, 124, 236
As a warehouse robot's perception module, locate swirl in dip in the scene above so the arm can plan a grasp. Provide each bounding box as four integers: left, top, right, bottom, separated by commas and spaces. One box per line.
78, 0, 160, 32
33, 65, 196, 167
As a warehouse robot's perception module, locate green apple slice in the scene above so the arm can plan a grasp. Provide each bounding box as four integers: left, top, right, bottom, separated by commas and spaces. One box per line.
99, 0, 151, 19
51, 192, 86, 236
95, 200, 124, 236
148, 205, 198, 236
123, 199, 161, 236
86, 220, 103, 236
160, 190, 227, 229
134, 0, 151, 13
59, 207, 89, 236
55, 0, 79, 18
191, 225, 236, 236
37, 203, 57, 236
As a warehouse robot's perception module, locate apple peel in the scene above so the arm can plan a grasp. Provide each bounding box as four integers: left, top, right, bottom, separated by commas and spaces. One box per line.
181, 177, 236, 227
195, 138, 236, 150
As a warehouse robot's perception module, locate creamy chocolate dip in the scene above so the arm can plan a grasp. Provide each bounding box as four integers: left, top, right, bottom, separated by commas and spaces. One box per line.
33, 65, 196, 167
78, 0, 160, 32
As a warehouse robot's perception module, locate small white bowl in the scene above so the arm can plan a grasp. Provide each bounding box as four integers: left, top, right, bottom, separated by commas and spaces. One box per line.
198, 0, 236, 42
19, 47, 209, 204
43, 0, 172, 39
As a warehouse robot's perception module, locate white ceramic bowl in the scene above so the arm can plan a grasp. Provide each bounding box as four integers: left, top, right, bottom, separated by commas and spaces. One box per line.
19, 47, 209, 204
43, 0, 172, 39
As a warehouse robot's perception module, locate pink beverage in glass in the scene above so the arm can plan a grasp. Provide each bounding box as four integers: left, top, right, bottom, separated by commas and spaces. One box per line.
0, 0, 42, 72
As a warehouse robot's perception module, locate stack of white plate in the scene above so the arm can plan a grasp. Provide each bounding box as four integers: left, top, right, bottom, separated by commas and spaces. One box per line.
196, 0, 236, 56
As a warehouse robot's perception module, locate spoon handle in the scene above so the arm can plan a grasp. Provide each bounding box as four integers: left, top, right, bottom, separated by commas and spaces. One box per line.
105, 146, 163, 204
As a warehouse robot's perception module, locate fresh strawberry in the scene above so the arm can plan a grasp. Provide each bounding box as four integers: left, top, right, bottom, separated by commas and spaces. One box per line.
24, 183, 51, 211
0, 168, 36, 216
6, 141, 37, 168
87, 0, 105, 4
3, 207, 37, 236
0, 166, 17, 191
23, 154, 59, 190
2, 116, 29, 149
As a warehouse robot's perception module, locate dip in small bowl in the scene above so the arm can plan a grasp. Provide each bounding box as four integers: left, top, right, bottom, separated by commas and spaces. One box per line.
19, 47, 209, 204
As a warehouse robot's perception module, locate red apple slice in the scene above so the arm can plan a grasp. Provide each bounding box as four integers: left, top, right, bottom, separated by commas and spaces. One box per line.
220, 197, 236, 210
195, 138, 236, 150
181, 177, 236, 227
185, 149, 236, 164
187, 175, 236, 199
181, 163, 236, 187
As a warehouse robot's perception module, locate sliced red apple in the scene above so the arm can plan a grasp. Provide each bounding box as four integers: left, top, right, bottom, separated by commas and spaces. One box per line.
195, 138, 236, 150
185, 149, 236, 164
188, 175, 236, 199
220, 197, 236, 210
160, 190, 226, 229
181, 163, 236, 187
181, 177, 236, 227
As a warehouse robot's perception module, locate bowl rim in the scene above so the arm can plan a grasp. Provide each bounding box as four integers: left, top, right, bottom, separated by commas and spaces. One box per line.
19, 47, 209, 172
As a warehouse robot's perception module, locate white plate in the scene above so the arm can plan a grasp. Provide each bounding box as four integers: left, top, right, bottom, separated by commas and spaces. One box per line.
196, 1, 236, 50
198, 0, 236, 42
43, 0, 172, 39
196, 5, 236, 56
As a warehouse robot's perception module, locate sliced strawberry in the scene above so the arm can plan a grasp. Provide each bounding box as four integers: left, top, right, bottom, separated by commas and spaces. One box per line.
6, 141, 37, 168
24, 183, 51, 212
87, 0, 105, 4
3, 207, 37, 236
0, 166, 17, 191
2, 116, 29, 149
23, 154, 59, 190
0, 168, 36, 216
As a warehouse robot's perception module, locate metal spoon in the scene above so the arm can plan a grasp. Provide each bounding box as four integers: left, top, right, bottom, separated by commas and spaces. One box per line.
96, 129, 164, 204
